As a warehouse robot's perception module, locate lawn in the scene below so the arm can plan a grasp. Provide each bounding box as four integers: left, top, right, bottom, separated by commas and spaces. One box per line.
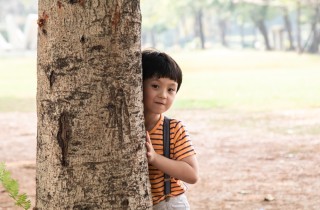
0, 49, 320, 112
173, 49, 320, 111
0, 56, 36, 112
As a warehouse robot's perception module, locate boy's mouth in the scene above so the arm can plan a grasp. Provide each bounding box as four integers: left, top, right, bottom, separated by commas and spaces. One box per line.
155, 102, 165, 105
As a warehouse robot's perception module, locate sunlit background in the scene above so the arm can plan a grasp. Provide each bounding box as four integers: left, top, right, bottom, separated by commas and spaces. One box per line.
1, 0, 320, 112
1, 0, 320, 209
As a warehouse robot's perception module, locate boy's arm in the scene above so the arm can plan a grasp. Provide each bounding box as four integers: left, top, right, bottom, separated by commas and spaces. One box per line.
146, 132, 199, 184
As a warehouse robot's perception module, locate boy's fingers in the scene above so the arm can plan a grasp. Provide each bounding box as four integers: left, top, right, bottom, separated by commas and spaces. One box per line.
146, 131, 151, 143
146, 151, 151, 157
145, 141, 150, 151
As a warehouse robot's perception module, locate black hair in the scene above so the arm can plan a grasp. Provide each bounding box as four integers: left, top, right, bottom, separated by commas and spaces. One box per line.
142, 49, 182, 91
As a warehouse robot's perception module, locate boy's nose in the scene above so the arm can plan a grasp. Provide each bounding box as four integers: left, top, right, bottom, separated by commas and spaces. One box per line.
158, 90, 167, 99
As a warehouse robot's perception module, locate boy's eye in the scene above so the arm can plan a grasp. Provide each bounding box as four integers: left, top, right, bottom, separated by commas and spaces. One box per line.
151, 84, 159, 89
168, 88, 176, 92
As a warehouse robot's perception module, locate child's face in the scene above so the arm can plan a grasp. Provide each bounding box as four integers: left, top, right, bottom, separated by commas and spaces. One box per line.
143, 77, 178, 115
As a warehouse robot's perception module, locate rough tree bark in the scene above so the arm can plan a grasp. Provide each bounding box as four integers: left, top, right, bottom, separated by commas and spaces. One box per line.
36, 0, 152, 209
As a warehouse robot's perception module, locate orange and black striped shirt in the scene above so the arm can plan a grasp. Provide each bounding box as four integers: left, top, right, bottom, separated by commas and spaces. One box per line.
148, 114, 196, 205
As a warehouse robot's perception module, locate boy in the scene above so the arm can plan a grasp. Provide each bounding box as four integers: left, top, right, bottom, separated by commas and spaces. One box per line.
142, 49, 199, 210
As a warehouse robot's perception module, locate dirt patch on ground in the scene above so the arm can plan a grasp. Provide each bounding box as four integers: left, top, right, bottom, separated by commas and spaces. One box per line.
0, 109, 320, 210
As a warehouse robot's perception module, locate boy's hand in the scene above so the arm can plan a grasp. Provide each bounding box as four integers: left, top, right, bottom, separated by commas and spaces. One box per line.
145, 132, 157, 164
145, 132, 199, 184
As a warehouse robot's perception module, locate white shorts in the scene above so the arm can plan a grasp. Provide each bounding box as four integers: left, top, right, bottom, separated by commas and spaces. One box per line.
153, 194, 190, 210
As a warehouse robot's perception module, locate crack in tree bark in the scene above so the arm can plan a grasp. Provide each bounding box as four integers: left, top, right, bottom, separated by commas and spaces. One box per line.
49, 71, 56, 88
89, 45, 104, 53
57, 112, 72, 166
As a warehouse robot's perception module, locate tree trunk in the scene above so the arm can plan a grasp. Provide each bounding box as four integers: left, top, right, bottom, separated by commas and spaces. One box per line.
307, 5, 320, 53
307, 23, 319, 53
218, 18, 228, 47
36, 0, 152, 209
296, 0, 302, 53
195, 8, 205, 49
282, 7, 295, 51
255, 19, 272, 50
240, 22, 245, 48
250, 4, 271, 51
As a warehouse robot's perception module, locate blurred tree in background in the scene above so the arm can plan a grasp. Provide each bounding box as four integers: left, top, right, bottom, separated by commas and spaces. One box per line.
0, 0, 319, 54
0, 0, 37, 51
0, 0, 37, 17
141, 0, 320, 54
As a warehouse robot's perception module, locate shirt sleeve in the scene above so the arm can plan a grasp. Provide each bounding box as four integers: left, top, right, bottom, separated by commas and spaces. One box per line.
171, 120, 196, 161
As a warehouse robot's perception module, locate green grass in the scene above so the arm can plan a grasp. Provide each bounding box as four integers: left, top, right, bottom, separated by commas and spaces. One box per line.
0, 97, 36, 112
0, 57, 36, 112
1, 49, 320, 112
0, 57, 36, 97
172, 49, 320, 111
175, 68, 320, 111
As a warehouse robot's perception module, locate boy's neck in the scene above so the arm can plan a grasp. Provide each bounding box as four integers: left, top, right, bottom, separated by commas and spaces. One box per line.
144, 113, 161, 132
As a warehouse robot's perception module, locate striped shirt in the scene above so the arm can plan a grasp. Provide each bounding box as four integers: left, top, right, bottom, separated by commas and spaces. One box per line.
148, 114, 196, 205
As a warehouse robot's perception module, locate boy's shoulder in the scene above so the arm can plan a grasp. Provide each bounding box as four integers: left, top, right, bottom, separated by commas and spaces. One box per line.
163, 116, 185, 127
